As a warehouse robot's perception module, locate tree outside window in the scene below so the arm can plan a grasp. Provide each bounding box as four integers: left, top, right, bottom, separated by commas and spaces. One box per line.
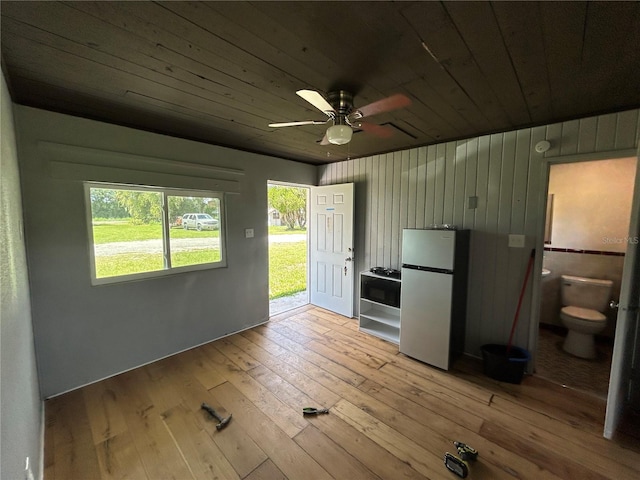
86, 183, 225, 284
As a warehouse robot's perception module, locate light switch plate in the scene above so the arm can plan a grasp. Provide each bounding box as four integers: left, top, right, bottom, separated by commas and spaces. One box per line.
508, 234, 525, 248
245, 228, 254, 238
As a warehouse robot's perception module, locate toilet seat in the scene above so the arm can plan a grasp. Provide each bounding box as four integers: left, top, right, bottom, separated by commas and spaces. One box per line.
561, 306, 606, 322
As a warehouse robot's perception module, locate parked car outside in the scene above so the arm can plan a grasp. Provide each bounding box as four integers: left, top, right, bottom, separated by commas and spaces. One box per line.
182, 213, 219, 231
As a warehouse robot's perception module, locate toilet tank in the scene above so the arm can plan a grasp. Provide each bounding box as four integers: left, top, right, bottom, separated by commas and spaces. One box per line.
560, 275, 613, 311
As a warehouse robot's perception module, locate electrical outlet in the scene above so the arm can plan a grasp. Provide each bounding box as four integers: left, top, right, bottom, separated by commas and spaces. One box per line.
508, 234, 525, 248
245, 228, 254, 238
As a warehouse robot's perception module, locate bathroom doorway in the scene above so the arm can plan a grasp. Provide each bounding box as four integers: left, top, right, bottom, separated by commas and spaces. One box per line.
534, 157, 638, 398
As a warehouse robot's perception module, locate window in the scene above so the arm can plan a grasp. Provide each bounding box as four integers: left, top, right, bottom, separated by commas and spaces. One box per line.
85, 183, 225, 284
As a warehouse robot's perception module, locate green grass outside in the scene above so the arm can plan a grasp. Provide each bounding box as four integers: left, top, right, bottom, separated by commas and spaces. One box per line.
96, 253, 164, 278
93, 222, 306, 299
268, 225, 307, 236
268, 241, 307, 299
92, 222, 219, 244
95, 249, 222, 278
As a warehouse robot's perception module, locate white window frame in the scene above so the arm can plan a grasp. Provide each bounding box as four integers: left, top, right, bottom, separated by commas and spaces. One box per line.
84, 182, 226, 285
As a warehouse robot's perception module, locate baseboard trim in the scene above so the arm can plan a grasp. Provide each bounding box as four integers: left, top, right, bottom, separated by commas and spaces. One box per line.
44, 317, 269, 400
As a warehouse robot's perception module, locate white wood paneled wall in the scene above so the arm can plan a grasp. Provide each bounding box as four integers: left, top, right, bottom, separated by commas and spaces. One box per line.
318, 110, 640, 355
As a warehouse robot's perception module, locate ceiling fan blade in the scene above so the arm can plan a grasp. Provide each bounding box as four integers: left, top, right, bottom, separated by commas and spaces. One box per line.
356, 122, 395, 139
297, 89, 336, 115
350, 93, 411, 120
268, 120, 329, 127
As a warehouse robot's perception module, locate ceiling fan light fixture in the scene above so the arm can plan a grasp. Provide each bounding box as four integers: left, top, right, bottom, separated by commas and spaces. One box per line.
326, 124, 353, 145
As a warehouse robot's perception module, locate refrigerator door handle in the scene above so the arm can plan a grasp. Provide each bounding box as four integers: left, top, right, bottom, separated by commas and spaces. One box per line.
402, 264, 453, 275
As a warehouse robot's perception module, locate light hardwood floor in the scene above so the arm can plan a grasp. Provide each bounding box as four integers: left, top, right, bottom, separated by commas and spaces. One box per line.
44, 305, 640, 479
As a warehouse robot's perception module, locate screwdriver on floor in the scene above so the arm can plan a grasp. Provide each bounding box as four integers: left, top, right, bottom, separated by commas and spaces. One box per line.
302, 407, 329, 415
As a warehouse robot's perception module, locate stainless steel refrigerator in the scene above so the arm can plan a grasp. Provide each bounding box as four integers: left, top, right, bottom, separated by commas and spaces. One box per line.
399, 229, 470, 370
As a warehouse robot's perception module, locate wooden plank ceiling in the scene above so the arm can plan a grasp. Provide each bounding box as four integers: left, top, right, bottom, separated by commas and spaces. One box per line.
2, 1, 639, 165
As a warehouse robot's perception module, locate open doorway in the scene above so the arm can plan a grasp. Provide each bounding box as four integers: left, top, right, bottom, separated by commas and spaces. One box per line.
534, 157, 638, 399
267, 182, 309, 315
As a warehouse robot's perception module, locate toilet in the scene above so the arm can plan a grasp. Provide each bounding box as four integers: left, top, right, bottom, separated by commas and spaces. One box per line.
559, 275, 613, 359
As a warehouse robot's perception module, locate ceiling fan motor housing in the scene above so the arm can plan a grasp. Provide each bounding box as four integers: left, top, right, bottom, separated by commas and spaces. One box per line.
325, 90, 355, 144
327, 90, 354, 117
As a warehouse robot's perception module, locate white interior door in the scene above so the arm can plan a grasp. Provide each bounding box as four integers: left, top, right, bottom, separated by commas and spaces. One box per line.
309, 183, 354, 317
605, 156, 640, 438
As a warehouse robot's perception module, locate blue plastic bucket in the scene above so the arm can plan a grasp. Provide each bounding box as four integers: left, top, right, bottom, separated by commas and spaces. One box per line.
480, 344, 530, 384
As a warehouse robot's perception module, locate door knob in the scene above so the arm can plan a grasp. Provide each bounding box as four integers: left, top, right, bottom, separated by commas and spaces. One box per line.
610, 300, 619, 309
345, 257, 352, 262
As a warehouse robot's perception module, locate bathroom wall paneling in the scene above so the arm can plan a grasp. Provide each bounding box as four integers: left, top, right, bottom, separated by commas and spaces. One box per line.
318, 109, 640, 356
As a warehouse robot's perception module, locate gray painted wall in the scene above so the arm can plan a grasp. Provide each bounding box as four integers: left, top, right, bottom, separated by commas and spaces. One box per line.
319, 110, 640, 356
15, 106, 316, 397
1, 75, 42, 480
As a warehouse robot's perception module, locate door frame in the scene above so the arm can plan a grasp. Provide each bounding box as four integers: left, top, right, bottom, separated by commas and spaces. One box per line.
266, 180, 311, 311
605, 146, 640, 438
527, 147, 639, 433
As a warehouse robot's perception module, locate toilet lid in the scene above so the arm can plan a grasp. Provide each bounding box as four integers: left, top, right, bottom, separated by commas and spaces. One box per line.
561, 306, 606, 322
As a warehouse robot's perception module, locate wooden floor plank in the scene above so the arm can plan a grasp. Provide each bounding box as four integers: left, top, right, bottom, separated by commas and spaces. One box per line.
358, 380, 561, 480
108, 370, 194, 480
455, 355, 606, 430
201, 341, 308, 438
226, 332, 281, 364
176, 347, 227, 390
330, 398, 449, 480
481, 402, 640, 479
311, 335, 388, 370
240, 328, 290, 357
211, 337, 261, 371
195, 393, 268, 479
248, 364, 319, 411
294, 424, 383, 480
253, 325, 367, 386
44, 306, 640, 480
258, 356, 341, 408
305, 413, 429, 480
381, 361, 494, 405
282, 313, 333, 335
243, 459, 287, 480
301, 313, 393, 352
47, 391, 103, 480
307, 307, 353, 326
268, 322, 324, 345
323, 327, 400, 360
161, 403, 240, 480
480, 419, 613, 480
209, 381, 334, 480
488, 393, 640, 468
82, 378, 129, 446
94, 431, 148, 480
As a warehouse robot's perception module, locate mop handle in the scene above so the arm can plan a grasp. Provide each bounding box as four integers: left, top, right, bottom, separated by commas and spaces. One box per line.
506, 249, 535, 354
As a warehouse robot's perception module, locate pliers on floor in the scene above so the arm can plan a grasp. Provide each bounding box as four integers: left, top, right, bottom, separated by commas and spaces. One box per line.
302, 407, 329, 415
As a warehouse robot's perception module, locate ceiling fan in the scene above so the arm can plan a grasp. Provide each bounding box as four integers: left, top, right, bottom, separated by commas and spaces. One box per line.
269, 89, 411, 145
